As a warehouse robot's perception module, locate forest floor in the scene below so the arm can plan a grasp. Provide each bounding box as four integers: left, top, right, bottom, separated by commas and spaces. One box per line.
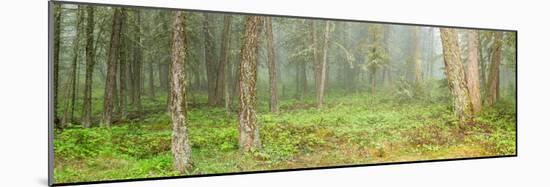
53, 92, 516, 183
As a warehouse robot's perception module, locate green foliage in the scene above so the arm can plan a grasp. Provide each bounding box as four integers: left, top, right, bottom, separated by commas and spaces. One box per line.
54, 128, 112, 160
54, 92, 516, 183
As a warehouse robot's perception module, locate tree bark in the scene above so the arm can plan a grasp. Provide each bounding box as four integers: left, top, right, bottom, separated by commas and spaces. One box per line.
118, 14, 128, 119
62, 7, 83, 127
439, 28, 473, 125
169, 11, 192, 174
238, 16, 263, 152
53, 5, 62, 126
486, 32, 503, 106
411, 27, 422, 85
82, 6, 95, 128
102, 8, 124, 126
148, 55, 156, 100
316, 21, 330, 108
466, 30, 482, 114
266, 17, 278, 112
133, 10, 143, 116
203, 13, 218, 106
213, 15, 232, 106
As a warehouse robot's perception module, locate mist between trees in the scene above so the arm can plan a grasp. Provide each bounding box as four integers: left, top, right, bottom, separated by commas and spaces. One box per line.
52, 3, 516, 183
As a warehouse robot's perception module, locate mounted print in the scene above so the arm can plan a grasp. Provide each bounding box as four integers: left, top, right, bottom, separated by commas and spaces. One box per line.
48, 1, 517, 185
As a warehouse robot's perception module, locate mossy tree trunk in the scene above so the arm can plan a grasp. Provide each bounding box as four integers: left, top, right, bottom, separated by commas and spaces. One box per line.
238, 16, 263, 152
102, 8, 125, 126
440, 28, 474, 125
169, 11, 192, 174
466, 30, 482, 114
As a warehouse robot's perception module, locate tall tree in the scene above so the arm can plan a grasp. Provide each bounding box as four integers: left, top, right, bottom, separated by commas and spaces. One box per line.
440, 28, 473, 125
266, 17, 278, 112
118, 12, 129, 119
82, 6, 95, 128
213, 15, 233, 106
62, 7, 84, 127
411, 27, 422, 85
311, 21, 320, 102
102, 8, 125, 126
169, 11, 192, 174
486, 32, 503, 106
466, 30, 482, 114
238, 16, 263, 152
53, 5, 62, 126
316, 21, 331, 108
203, 13, 218, 106
132, 10, 143, 116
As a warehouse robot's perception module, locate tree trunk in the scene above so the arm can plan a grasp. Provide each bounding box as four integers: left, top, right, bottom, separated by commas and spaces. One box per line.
316, 21, 330, 108
310, 21, 321, 104
102, 8, 125, 126
486, 32, 503, 106
266, 17, 278, 113
82, 6, 95, 128
169, 11, 192, 174
479, 34, 486, 92
53, 5, 62, 127
133, 10, 143, 117
203, 13, 218, 106
300, 60, 307, 99
466, 30, 482, 114
62, 7, 83, 127
148, 55, 156, 100
439, 28, 473, 125
213, 15, 232, 106
118, 15, 128, 120
238, 16, 263, 152
411, 27, 422, 85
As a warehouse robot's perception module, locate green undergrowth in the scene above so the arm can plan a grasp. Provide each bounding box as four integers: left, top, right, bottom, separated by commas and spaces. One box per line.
54, 93, 516, 183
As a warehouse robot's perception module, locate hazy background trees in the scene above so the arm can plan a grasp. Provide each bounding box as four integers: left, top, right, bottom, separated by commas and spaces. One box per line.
53, 3, 516, 177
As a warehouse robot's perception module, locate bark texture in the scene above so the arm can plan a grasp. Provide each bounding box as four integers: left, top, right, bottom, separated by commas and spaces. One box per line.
62, 7, 83, 127
169, 11, 192, 174
102, 8, 124, 126
238, 16, 263, 152
53, 5, 62, 126
203, 13, 218, 106
213, 15, 232, 106
486, 32, 503, 106
316, 21, 331, 108
266, 17, 278, 112
82, 7, 95, 128
440, 28, 473, 125
466, 30, 482, 113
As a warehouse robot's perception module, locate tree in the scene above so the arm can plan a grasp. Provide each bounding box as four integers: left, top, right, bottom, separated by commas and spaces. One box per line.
238, 16, 263, 152
118, 12, 129, 119
266, 17, 278, 112
53, 5, 62, 127
62, 7, 84, 127
214, 15, 232, 107
169, 10, 192, 174
316, 21, 331, 108
411, 27, 422, 85
102, 8, 125, 126
82, 6, 95, 128
466, 30, 482, 114
439, 28, 473, 125
486, 32, 503, 106
203, 13, 219, 106
366, 24, 388, 93
132, 10, 143, 116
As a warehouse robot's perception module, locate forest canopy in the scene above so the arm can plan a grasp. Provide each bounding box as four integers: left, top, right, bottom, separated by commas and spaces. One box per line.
51, 2, 516, 184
